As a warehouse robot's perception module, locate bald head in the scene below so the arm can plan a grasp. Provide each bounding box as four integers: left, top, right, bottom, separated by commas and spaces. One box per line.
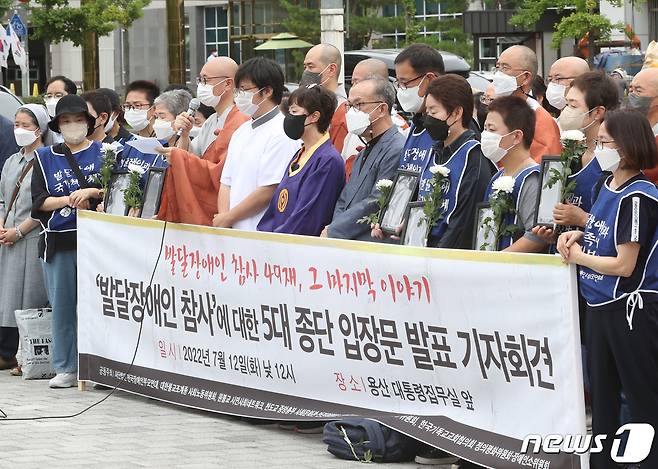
305, 44, 342, 75
548, 56, 589, 84
499, 45, 538, 76
631, 68, 658, 94
201, 56, 238, 79
199, 57, 238, 108
352, 58, 389, 86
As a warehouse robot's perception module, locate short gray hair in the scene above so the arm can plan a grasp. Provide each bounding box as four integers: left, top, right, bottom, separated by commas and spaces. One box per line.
364, 77, 395, 113
154, 89, 191, 117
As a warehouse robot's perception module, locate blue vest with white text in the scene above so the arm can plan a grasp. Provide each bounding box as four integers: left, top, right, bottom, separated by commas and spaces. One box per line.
484, 164, 540, 250
117, 143, 167, 187
579, 178, 658, 306
567, 156, 603, 214
398, 123, 437, 173
36, 141, 103, 232
418, 139, 480, 240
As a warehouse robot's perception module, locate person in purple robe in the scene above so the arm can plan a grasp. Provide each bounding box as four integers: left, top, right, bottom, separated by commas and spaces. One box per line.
258, 86, 345, 236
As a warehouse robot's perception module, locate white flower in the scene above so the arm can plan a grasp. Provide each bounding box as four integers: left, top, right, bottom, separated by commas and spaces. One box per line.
376, 179, 394, 190
127, 163, 146, 175
560, 129, 586, 142
492, 175, 515, 194
101, 142, 115, 153
429, 164, 450, 177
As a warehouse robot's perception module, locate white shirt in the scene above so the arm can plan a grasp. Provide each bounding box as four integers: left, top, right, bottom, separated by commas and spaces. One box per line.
190, 105, 233, 157
220, 107, 300, 231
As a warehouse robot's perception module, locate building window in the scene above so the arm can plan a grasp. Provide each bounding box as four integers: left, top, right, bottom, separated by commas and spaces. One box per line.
205, 6, 230, 58
381, 1, 463, 47
479, 37, 498, 71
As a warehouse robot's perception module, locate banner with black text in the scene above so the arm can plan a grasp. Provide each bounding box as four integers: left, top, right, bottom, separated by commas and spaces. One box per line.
77, 211, 587, 469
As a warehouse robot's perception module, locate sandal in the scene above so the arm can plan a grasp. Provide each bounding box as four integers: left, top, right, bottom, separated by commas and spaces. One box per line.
9, 365, 22, 376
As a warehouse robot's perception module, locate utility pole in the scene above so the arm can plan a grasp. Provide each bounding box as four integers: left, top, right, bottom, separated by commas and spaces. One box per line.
166, 0, 185, 85
320, 0, 344, 85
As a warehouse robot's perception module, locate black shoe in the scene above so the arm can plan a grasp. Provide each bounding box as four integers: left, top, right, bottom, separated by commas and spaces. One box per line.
414, 447, 459, 465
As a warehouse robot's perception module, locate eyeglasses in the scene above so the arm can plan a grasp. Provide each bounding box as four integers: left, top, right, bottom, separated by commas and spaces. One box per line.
122, 103, 151, 111
593, 139, 616, 150
346, 101, 383, 112
495, 64, 527, 75
195, 75, 229, 86
480, 95, 494, 105
233, 86, 261, 97
546, 76, 576, 86
44, 92, 65, 100
394, 74, 425, 90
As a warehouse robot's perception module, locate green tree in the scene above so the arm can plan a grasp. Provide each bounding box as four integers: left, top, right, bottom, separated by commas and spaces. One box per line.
1, 0, 12, 19
30, 0, 150, 89
510, 0, 623, 54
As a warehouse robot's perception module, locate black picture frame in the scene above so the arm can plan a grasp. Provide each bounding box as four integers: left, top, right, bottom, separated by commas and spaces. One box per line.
534, 156, 562, 227
139, 167, 167, 219
401, 201, 430, 247
472, 202, 497, 251
104, 170, 130, 216
380, 170, 420, 235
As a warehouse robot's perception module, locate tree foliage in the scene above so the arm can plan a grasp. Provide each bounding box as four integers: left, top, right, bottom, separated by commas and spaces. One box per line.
510, 0, 623, 48
0, 0, 13, 20
29, 0, 151, 46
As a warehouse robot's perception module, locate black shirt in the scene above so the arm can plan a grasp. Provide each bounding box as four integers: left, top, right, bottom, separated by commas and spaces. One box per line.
359, 132, 385, 171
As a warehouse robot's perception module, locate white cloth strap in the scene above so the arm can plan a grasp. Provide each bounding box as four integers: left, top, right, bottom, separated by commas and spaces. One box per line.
625, 291, 644, 330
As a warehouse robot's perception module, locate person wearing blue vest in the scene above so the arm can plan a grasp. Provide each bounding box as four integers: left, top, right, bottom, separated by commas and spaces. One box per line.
558, 110, 658, 469
540, 72, 619, 234
31, 95, 104, 389
481, 96, 547, 252
415, 74, 495, 249
258, 85, 345, 235
393, 44, 444, 173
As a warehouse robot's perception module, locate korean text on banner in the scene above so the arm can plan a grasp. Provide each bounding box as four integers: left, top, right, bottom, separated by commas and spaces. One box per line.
77, 211, 587, 469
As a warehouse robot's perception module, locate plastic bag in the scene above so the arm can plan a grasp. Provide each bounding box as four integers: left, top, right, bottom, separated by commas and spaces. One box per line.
14, 308, 55, 380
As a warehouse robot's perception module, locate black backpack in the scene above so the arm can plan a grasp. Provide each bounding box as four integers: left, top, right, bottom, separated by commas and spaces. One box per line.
322, 418, 420, 463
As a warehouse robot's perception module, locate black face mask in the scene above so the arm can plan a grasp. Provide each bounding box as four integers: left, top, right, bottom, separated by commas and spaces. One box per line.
423, 115, 452, 141
299, 70, 322, 88
283, 113, 309, 140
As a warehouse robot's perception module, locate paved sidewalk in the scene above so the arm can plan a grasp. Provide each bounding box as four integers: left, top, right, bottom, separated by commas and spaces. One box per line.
0, 373, 454, 469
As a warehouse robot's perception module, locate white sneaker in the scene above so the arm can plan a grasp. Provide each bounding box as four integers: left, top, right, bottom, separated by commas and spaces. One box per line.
49, 372, 78, 388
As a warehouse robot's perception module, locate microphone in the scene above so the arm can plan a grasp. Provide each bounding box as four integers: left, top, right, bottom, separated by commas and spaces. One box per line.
176, 98, 201, 137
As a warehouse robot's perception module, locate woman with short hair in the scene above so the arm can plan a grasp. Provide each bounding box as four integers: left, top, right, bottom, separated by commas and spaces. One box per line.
257, 85, 345, 235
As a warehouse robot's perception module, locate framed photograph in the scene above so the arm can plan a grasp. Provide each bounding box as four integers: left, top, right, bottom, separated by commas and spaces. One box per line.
401, 201, 430, 247
380, 170, 420, 235
534, 156, 562, 227
472, 202, 497, 251
139, 167, 167, 219
104, 171, 130, 216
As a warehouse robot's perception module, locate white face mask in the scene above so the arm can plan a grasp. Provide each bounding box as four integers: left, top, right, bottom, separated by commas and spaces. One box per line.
594, 146, 621, 172
197, 79, 228, 108
346, 106, 378, 135
153, 119, 175, 140
492, 70, 523, 97
124, 108, 151, 132
652, 122, 658, 137
546, 82, 567, 110
189, 126, 202, 139
60, 122, 88, 145
104, 113, 117, 133
235, 89, 264, 117
14, 127, 39, 147
481, 130, 515, 164
396, 75, 426, 113
45, 98, 60, 118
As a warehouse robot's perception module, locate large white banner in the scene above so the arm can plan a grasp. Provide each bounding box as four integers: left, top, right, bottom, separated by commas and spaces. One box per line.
78, 211, 586, 469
